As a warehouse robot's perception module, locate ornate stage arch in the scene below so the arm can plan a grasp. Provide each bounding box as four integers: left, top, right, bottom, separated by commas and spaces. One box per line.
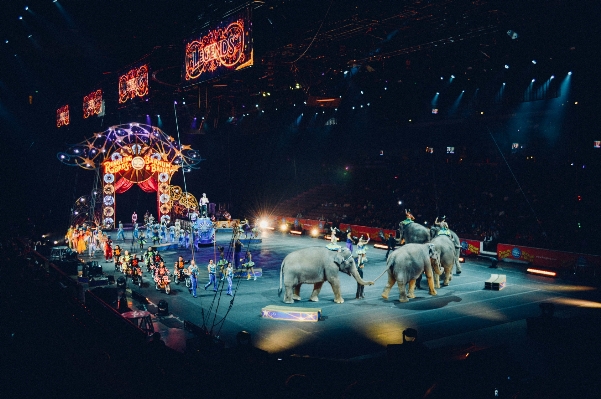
58, 123, 202, 229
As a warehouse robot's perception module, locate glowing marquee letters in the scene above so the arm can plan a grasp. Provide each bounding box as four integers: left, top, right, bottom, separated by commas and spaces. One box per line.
118, 65, 149, 103
183, 8, 253, 85
104, 154, 179, 176
57, 105, 70, 128
83, 89, 103, 118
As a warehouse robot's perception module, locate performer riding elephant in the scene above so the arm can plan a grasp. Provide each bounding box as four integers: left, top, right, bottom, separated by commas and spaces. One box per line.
430, 216, 461, 275
278, 247, 374, 304
398, 210, 430, 244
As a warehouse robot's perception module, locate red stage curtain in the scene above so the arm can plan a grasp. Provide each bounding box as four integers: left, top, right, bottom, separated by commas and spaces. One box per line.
138, 177, 158, 193
114, 177, 134, 194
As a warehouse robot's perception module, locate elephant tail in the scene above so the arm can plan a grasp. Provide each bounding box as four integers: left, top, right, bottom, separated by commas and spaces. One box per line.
278, 260, 284, 297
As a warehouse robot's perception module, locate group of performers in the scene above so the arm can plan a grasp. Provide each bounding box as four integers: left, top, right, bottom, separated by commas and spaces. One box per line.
65, 224, 112, 258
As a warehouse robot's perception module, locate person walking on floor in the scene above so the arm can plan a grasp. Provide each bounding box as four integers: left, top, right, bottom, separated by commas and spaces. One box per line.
225, 262, 234, 295
204, 259, 217, 291
188, 260, 199, 298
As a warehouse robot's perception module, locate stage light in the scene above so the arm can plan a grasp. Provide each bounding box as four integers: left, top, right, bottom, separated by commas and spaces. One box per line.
527, 268, 557, 277
441, 76, 443, 80
503, 82, 506, 85
532, 79, 535, 82
25, 6, 29, 11
28, 35, 32, 38
310, 228, 319, 237
504, 64, 509, 69
259, 220, 268, 229
451, 74, 455, 79
550, 75, 554, 80
19, 16, 23, 20
436, 92, 439, 95
280, 224, 288, 232
361, 91, 364, 94
384, 87, 387, 90
290, 230, 302, 235
568, 71, 572, 75
532, 60, 536, 64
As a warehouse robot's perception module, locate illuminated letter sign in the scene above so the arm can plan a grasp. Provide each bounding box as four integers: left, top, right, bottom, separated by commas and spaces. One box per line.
57, 105, 70, 127
183, 8, 253, 85
83, 89, 103, 118
118, 64, 149, 103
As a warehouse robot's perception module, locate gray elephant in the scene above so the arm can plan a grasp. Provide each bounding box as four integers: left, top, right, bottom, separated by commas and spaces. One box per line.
430, 235, 458, 287
398, 220, 430, 244
381, 243, 443, 302
430, 226, 461, 274
278, 247, 374, 304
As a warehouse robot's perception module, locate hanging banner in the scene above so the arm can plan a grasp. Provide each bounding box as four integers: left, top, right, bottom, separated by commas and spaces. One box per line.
118, 64, 149, 104
183, 7, 253, 86
57, 105, 70, 127
83, 89, 103, 118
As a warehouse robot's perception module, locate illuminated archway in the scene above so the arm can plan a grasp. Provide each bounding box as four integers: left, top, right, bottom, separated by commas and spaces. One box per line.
58, 123, 202, 229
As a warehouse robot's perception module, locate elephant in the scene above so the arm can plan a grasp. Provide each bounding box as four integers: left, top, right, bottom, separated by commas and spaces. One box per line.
429, 235, 458, 287
430, 226, 461, 274
381, 243, 442, 302
398, 220, 430, 244
278, 247, 374, 304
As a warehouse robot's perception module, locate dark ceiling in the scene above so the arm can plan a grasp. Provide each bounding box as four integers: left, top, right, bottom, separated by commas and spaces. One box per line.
0, 0, 590, 122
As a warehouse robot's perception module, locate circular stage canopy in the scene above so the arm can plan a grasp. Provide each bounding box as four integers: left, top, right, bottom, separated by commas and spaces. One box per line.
57, 123, 201, 172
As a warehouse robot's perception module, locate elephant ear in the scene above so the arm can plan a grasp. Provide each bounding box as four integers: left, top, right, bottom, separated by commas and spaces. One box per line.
333, 251, 344, 266
428, 244, 441, 259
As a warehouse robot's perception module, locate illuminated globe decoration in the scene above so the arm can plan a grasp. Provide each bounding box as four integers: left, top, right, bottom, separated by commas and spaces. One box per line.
58, 123, 202, 229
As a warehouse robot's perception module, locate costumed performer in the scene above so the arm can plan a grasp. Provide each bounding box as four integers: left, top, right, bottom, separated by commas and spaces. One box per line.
204, 259, 217, 291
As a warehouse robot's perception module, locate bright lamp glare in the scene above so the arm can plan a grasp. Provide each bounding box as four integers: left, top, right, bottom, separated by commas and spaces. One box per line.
280, 224, 288, 232
259, 220, 268, 229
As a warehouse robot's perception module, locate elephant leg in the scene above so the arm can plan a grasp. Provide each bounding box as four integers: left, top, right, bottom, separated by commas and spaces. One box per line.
397, 280, 409, 302
455, 247, 462, 274
309, 282, 324, 302
381, 271, 395, 300
443, 269, 452, 286
407, 280, 416, 298
434, 272, 441, 289
330, 279, 344, 303
425, 272, 437, 296
293, 284, 302, 300
284, 285, 295, 303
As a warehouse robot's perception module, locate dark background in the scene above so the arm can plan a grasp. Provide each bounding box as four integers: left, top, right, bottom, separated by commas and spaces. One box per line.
0, 0, 598, 240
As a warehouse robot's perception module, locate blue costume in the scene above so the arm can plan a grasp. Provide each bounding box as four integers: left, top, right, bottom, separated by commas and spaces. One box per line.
169, 226, 175, 242
160, 225, 167, 243
133, 223, 139, 240
226, 264, 233, 295
116, 222, 125, 241
346, 232, 353, 252
204, 261, 217, 291
189, 263, 199, 297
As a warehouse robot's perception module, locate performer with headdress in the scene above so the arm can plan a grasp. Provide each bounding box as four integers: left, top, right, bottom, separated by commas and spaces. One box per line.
326, 226, 341, 250
243, 251, 256, 280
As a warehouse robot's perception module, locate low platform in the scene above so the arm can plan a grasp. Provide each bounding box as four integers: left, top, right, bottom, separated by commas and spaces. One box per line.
261, 305, 321, 322
485, 274, 506, 290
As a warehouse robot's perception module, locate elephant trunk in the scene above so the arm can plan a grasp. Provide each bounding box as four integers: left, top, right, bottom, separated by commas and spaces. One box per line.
351, 268, 374, 286
430, 257, 443, 275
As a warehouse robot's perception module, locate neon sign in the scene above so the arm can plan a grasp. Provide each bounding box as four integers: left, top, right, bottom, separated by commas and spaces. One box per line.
104, 154, 179, 176
83, 89, 103, 118
183, 8, 253, 85
118, 64, 149, 103
57, 105, 70, 127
